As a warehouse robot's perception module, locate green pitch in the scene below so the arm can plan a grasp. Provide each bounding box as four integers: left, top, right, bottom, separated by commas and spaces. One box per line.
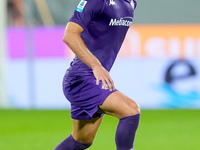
0, 109, 199, 150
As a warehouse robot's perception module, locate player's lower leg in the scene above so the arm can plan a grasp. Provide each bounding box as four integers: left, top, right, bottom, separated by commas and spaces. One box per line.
115, 114, 140, 150
54, 135, 92, 150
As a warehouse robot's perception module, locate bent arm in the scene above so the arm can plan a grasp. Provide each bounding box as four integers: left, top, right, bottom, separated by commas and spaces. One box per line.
63, 22, 115, 91
63, 22, 101, 70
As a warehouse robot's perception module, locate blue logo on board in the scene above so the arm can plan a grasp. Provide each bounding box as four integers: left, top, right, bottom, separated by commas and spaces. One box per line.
157, 60, 200, 108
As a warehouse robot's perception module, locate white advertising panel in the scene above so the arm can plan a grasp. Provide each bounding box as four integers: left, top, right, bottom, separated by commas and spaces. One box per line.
4, 25, 200, 109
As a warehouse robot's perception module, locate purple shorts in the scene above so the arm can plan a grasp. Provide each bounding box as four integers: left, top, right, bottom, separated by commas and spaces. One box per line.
63, 72, 117, 120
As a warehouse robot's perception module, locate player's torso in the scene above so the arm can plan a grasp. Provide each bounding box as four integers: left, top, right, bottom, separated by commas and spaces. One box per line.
85, 0, 134, 38
80, 0, 134, 70
69, 0, 135, 74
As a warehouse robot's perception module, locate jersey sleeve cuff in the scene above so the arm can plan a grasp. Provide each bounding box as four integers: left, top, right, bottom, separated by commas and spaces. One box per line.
69, 18, 87, 30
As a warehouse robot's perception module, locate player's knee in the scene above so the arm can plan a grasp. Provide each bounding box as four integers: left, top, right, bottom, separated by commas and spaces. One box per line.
116, 99, 140, 118
127, 100, 140, 116
134, 101, 140, 114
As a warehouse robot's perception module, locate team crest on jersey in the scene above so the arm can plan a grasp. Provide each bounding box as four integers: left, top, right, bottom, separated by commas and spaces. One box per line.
109, 0, 116, 6
76, 0, 87, 12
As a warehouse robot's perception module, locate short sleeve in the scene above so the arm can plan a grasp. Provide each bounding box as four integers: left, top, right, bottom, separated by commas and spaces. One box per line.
69, 0, 105, 30
132, 0, 137, 10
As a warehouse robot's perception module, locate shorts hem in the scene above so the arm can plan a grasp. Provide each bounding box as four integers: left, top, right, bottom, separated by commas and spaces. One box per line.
70, 90, 118, 120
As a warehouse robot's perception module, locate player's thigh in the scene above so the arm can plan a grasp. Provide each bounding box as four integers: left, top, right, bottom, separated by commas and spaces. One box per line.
99, 91, 140, 119
72, 116, 103, 144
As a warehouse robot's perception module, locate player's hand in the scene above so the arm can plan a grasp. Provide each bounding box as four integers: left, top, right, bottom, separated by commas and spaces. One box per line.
92, 65, 115, 91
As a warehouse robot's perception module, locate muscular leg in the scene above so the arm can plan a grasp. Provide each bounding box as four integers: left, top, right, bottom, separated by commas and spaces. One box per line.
72, 116, 103, 144
55, 91, 140, 150
99, 91, 140, 150
54, 116, 103, 150
99, 91, 140, 118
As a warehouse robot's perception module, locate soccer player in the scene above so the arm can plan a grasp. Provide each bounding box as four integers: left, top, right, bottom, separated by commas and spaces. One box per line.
54, 0, 140, 149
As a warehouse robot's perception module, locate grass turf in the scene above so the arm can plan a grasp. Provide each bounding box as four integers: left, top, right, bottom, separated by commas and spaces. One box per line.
0, 109, 199, 150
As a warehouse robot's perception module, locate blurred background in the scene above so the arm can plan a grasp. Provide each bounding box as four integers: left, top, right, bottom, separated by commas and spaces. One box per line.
1, 0, 200, 109
1, 0, 200, 150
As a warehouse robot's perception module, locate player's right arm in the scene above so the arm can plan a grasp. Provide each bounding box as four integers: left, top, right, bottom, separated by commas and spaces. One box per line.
63, 22, 115, 91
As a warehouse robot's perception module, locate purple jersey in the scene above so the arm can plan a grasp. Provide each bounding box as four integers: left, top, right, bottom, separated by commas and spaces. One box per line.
63, 0, 137, 120
67, 0, 137, 75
